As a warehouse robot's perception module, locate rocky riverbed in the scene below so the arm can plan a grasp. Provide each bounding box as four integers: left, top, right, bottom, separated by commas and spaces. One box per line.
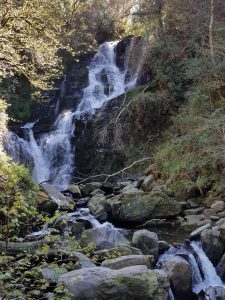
1, 164, 225, 299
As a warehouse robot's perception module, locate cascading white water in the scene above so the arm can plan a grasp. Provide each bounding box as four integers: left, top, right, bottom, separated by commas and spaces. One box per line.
158, 241, 225, 297
5, 40, 145, 190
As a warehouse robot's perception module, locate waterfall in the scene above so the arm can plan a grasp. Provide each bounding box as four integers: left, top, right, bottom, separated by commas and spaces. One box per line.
4, 40, 145, 190
158, 241, 225, 298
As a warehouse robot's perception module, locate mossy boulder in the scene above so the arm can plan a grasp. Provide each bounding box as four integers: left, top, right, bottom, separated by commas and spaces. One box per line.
59, 266, 169, 300
108, 191, 182, 224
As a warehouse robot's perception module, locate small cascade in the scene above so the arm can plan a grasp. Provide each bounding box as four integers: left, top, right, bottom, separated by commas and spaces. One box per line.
158, 241, 225, 298
4, 39, 146, 190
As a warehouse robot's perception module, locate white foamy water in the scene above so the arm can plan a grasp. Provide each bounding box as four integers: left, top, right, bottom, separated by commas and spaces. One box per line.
4, 40, 145, 190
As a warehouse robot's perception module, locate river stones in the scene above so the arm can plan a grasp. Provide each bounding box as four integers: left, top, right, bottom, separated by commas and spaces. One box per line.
161, 256, 193, 300
141, 174, 155, 191
101, 254, 154, 270
132, 230, 159, 261
58, 266, 169, 300
79, 224, 130, 250
108, 191, 181, 223
200, 228, 225, 265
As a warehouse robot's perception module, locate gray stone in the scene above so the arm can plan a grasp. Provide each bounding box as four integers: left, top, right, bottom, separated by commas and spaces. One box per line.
190, 223, 211, 239
181, 220, 211, 232
88, 194, 109, 221
79, 224, 130, 251
121, 183, 143, 195
216, 217, 225, 226
41, 183, 75, 209
101, 254, 153, 270
162, 256, 193, 300
67, 184, 81, 198
186, 199, 201, 208
58, 266, 169, 300
132, 230, 159, 261
90, 189, 105, 197
184, 207, 204, 216
141, 174, 155, 192
73, 252, 96, 269
200, 228, 225, 265
185, 215, 204, 222
211, 201, 225, 212
203, 209, 216, 219
83, 182, 102, 195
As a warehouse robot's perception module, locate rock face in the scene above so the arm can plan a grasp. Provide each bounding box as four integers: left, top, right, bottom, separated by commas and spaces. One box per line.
161, 256, 193, 300
101, 255, 153, 270
132, 230, 159, 261
108, 191, 181, 223
79, 224, 130, 250
59, 266, 170, 300
200, 228, 225, 265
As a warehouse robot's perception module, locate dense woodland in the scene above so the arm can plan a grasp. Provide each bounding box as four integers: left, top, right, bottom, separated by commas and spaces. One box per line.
1, 0, 225, 299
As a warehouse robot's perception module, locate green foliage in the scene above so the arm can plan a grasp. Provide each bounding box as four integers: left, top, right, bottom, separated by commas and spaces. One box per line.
0, 152, 41, 241
155, 95, 225, 197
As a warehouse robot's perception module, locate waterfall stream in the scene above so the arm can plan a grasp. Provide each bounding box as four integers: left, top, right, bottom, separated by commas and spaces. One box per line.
158, 241, 225, 299
4, 40, 145, 190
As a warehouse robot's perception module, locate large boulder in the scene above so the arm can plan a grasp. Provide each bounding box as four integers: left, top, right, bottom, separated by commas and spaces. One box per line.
132, 230, 159, 261
41, 183, 74, 209
200, 228, 225, 265
161, 256, 193, 300
88, 195, 110, 221
108, 191, 181, 224
101, 255, 153, 270
59, 266, 169, 300
79, 224, 130, 251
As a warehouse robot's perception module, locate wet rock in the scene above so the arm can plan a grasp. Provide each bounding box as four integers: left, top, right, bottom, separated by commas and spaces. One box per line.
161, 256, 193, 300
137, 177, 145, 189
59, 266, 169, 300
67, 184, 81, 198
41, 183, 75, 209
200, 228, 225, 265
132, 230, 159, 261
88, 195, 109, 221
101, 254, 153, 270
141, 174, 155, 192
79, 224, 130, 251
211, 201, 225, 212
